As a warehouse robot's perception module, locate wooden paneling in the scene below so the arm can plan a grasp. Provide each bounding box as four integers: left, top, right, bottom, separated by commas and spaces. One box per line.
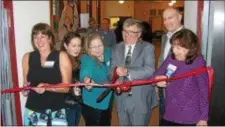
134, 1, 184, 21
80, 1, 88, 13
134, 1, 184, 32
101, 1, 134, 19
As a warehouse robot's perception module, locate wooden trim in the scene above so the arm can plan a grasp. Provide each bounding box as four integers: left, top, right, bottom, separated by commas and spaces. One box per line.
49, 0, 54, 31
197, 0, 204, 43
89, 0, 92, 17
77, 0, 81, 27
97, 0, 101, 25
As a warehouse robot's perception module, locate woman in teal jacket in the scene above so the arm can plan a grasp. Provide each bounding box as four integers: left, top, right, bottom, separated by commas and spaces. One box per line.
80, 33, 112, 126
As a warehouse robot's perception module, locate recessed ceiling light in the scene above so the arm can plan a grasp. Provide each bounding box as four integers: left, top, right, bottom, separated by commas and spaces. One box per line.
168, 2, 173, 6
119, 0, 124, 4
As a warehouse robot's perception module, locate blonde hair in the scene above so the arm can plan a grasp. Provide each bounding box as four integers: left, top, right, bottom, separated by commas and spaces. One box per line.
84, 33, 105, 66
84, 33, 104, 55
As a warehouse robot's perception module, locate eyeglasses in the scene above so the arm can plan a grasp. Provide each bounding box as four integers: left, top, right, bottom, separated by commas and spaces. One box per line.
89, 45, 104, 50
122, 29, 141, 36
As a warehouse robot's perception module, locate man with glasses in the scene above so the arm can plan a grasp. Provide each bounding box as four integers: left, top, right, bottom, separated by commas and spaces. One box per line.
110, 18, 158, 126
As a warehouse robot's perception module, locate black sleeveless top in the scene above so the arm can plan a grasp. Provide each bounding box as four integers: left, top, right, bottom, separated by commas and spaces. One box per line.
72, 69, 80, 83
25, 50, 66, 112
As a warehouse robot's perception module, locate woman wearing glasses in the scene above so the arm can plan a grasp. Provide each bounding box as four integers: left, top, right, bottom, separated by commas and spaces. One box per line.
80, 33, 112, 126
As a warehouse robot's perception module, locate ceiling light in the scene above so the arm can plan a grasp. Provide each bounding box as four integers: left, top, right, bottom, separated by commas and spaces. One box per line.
171, 0, 176, 4
168, 2, 173, 6
119, 0, 124, 4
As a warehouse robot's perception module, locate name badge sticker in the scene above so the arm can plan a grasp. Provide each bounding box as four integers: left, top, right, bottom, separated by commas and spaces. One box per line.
106, 61, 110, 67
43, 61, 55, 68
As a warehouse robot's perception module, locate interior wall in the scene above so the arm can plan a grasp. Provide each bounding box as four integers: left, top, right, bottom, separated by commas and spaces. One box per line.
134, 1, 184, 21
80, 1, 88, 13
134, 1, 184, 32
91, 1, 97, 21
101, 1, 134, 19
84, 1, 185, 32
12, 1, 50, 121
184, 1, 198, 33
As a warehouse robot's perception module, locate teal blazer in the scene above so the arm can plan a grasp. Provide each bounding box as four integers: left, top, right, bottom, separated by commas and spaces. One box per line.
80, 48, 112, 110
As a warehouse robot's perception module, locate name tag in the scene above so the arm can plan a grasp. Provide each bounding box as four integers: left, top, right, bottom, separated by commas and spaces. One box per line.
43, 61, 55, 68
106, 61, 110, 66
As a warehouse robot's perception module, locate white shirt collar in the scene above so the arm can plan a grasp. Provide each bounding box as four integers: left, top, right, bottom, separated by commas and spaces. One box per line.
164, 26, 183, 60
125, 43, 136, 57
125, 43, 136, 50
167, 26, 183, 38
125, 43, 136, 48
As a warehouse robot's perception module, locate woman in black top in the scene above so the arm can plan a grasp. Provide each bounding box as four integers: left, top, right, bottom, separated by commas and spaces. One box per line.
22, 23, 72, 126
61, 31, 83, 126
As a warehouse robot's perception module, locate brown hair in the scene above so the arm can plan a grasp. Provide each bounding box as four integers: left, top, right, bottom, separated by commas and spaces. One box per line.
31, 23, 55, 50
89, 17, 96, 25
170, 28, 200, 64
61, 31, 84, 70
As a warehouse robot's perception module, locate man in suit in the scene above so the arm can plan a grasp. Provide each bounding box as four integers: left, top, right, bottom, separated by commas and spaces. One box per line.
99, 18, 117, 49
158, 7, 183, 125
110, 18, 158, 126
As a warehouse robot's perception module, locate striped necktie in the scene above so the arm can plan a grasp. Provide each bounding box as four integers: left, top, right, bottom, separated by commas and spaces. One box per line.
124, 46, 132, 96
125, 46, 132, 67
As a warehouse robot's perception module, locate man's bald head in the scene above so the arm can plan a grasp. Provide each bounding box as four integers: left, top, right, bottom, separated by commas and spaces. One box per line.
163, 7, 182, 33
164, 7, 181, 15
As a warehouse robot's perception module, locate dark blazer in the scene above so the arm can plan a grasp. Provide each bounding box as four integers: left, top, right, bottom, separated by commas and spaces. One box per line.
159, 27, 184, 66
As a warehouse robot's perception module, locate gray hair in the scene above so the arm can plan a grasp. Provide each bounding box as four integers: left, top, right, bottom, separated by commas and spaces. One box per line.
123, 18, 143, 32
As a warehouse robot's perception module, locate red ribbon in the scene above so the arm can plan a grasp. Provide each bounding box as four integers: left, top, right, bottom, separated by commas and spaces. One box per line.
0, 83, 86, 94
109, 66, 214, 99
207, 67, 214, 101
1, 66, 214, 98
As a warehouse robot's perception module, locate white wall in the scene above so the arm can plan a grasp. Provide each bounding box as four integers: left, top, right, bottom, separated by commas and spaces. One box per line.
184, 1, 198, 33
12, 1, 50, 121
